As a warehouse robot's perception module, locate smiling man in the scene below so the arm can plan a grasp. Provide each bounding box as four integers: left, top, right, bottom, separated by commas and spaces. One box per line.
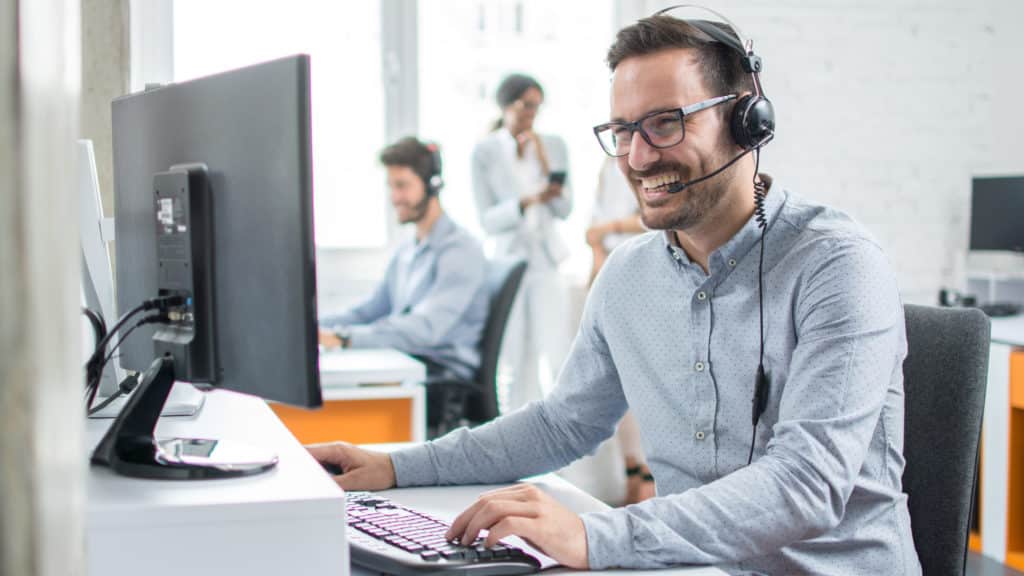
309, 12, 920, 575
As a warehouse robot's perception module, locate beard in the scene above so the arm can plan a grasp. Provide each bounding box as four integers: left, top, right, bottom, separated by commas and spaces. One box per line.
631, 144, 740, 231
397, 193, 432, 224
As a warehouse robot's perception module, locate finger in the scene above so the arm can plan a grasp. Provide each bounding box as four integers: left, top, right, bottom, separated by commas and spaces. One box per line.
304, 442, 337, 462
483, 516, 535, 549
446, 498, 489, 541
460, 500, 539, 546
306, 442, 358, 470
336, 468, 376, 491
448, 485, 538, 542
446, 486, 526, 540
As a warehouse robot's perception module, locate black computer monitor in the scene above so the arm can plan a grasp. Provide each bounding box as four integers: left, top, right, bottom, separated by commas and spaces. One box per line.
93, 55, 322, 480
970, 176, 1024, 253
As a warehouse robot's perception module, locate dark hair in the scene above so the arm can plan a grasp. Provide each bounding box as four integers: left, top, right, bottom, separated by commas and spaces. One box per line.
496, 73, 544, 109
606, 15, 754, 97
379, 137, 437, 187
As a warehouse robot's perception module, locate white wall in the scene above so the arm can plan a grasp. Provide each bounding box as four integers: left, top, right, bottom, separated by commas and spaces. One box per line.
631, 0, 1024, 304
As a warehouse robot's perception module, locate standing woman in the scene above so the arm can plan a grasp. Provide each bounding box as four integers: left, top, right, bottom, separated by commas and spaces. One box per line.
472, 73, 572, 414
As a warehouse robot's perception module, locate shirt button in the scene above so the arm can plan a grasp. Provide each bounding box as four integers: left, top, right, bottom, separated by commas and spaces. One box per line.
695, 431, 706, 440
696, 291, 707, 301
728, 258, 737, 267
694, 361, 705, 372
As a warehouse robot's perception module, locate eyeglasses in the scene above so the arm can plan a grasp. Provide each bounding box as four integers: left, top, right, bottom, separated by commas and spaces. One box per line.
515, 99, 541, 112
593, 94, 737, 157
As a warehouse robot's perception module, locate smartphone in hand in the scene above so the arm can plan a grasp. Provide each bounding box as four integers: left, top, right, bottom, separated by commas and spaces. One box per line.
548, 171, 567, 186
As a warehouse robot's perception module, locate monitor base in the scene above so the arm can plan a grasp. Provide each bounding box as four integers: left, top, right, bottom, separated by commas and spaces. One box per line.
91, 355, 277, 480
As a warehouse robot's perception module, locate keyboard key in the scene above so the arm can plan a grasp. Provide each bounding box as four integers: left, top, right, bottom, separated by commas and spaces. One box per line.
419, 550, 440, 561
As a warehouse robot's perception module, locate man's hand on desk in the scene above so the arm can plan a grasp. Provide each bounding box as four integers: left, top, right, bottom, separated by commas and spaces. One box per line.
305, 442, 396, 490
318, 328, 350, 349
446, 483, 589, 569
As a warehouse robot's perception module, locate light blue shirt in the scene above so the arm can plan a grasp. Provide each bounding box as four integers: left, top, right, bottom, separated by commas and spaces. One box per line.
321, 213, 488, 380
391, 184, 921, 575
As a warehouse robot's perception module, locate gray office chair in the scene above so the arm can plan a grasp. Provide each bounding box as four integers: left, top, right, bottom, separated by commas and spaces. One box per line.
902, 304, 990, 576
427, 259, 527, 437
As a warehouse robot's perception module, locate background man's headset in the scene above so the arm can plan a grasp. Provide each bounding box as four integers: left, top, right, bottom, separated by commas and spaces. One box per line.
653, 5, 776, 465
421, 141, 444, 197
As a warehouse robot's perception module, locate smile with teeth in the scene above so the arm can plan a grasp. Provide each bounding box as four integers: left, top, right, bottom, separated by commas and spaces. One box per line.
640, 173, 680, 191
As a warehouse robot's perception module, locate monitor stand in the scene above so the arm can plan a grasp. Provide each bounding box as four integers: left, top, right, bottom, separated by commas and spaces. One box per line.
87, 380, 206, 419
91, 355, 278, 479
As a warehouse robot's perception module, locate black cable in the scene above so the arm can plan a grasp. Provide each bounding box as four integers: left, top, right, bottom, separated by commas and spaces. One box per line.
85, 294, 186, 388
85, 312, 168, 414
748, 146, 770, 466
87, 374, 140, 416
82, 307, 107, 346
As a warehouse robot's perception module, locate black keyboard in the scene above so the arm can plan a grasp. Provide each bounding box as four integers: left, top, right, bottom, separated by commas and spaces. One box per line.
345, 492, 542, 575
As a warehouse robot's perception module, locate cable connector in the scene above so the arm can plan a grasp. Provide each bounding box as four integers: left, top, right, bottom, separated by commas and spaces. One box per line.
143, 295, 187, 311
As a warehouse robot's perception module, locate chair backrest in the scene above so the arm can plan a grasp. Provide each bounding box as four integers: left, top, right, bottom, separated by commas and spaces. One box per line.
902, 304, 990, 576
466, 258, 527, 423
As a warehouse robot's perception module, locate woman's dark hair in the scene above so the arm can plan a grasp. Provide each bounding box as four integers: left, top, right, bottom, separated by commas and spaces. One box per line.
492, 73, 544, 130
496, 73, 543, 108
606, 15, 754, 97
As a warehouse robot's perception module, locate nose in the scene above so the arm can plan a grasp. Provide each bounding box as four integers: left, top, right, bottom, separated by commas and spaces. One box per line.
627, 132, 660, 172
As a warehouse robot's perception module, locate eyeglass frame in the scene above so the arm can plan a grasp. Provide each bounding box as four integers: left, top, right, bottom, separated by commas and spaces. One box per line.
592, 94, 737, 157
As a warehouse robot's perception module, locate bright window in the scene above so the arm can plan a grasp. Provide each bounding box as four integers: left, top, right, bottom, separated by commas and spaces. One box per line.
418, 0, 616, 276
173, 0, 388, 248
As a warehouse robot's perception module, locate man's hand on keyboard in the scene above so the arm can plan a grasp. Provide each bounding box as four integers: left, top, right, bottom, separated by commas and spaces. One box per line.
445, 483, 589, 569
305, 441, 396, 490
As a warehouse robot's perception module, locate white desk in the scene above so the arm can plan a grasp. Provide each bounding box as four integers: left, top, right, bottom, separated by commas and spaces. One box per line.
320, 348, 427, 387
363, 444, 726, 576
314, 349, 428, 442
87, 390, 347, 576
980, 316, 1024, 563
88, 395, 725, 576
991, 315, 1024, 347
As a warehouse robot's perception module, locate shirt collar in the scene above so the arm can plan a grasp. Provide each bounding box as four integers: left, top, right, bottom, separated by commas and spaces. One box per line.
662, 175, 786, 276
412, 211, 454, 253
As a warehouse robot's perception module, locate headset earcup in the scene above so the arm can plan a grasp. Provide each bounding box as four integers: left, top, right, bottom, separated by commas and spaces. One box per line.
731, 94, 775, 149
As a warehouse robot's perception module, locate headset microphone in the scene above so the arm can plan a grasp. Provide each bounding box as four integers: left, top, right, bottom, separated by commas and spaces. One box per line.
664, 142, 766, 194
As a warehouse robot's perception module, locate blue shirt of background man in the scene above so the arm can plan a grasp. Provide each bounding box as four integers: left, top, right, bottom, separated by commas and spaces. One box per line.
321, 213, 489, 380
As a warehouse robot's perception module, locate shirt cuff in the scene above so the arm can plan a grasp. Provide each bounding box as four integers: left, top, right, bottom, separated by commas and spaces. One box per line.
581, 508, 634, 569
390, 444, 440, 487
488, 196, 525, 231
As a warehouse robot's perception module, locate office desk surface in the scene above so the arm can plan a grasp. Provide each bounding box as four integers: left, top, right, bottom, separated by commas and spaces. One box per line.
320, 348, 427, 387
991, 315, 1024, 347
362, 445, 727, 576
87, 390, 347, 576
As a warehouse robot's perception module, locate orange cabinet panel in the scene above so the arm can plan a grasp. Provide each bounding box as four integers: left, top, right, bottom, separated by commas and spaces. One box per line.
270, 399, 413, 445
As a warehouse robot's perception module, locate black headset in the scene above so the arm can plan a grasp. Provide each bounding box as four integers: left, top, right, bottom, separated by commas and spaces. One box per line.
654, 5, 775, 151
422, 141, 444, 197
653, 5, 775, 466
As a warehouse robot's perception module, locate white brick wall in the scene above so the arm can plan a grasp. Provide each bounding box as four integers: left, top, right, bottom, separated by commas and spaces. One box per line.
637, 0, 1024, 303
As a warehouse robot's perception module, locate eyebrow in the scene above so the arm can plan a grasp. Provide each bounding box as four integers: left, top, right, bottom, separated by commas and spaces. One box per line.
609, 106, 682, 124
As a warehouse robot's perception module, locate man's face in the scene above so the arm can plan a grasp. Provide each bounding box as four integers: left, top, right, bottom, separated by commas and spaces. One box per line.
611, 49, 737, 231
387, 165, 430, 224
